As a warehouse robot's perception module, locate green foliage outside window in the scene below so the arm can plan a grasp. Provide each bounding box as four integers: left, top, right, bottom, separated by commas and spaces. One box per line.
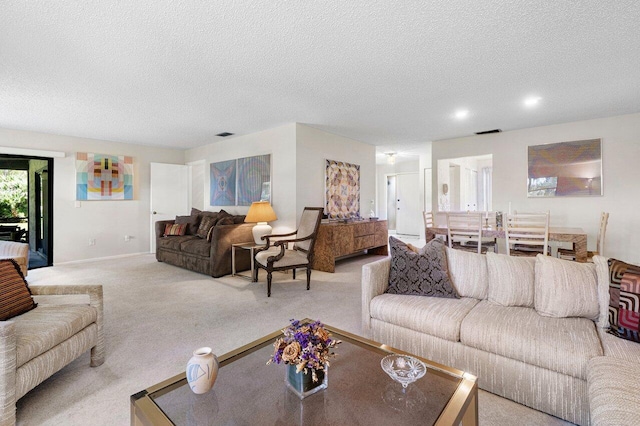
0, 170, 28, 219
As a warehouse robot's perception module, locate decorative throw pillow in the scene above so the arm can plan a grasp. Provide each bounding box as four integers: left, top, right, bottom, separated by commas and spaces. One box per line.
444, 246, 489, 300
617, 272, 640, 342
196, 215, 217, 239
216, 216, 235, 226
487, 251, 536, 307
0, 259, 37, 320
175, 214, 200, 235
607, 258, 640, 335
164, 223, 187, 236
385, 237, 459, 298
534, 255, 599, 319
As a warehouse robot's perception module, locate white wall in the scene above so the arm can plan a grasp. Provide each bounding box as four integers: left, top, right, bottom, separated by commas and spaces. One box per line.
295, 124, 376, 223
432, 112, 640, 263
0, 128, 184, 263
185, 124, 298, 234
375, 159, 420, 220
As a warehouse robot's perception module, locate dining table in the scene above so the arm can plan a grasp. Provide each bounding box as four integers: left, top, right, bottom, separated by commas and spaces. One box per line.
425, 225, 589, 262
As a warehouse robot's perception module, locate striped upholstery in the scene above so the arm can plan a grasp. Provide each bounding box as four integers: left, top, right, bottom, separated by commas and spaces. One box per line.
0, 241, 29, 277
370, 294, 479, 342
0, 260, 36, 321
597, 327, 640, 362
588, 356, 640, 426
486, 252, 536, 307
444, 246, 489, 299
0, 285, 104, 425
461, 301, 602, 380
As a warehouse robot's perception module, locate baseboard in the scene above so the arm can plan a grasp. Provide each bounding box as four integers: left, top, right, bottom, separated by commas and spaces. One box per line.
54, 252, 150, 266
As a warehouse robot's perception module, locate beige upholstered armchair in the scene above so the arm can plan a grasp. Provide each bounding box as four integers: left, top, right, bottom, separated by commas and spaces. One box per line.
0, 283, 104, 425
252, 207, 323, 297
0, 241, 29, 277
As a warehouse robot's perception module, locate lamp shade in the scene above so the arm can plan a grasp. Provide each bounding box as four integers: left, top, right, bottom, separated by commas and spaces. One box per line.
244, 201, 277, 223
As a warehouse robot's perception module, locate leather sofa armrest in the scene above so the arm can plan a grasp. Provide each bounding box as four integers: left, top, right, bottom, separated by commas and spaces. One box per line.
361, 257, 391, 337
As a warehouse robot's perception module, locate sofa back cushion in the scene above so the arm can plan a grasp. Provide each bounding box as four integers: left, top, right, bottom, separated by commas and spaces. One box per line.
444, 246, 488, 300
175, 214, 200, 235
385, 237, 458, 298
487, 252, 536, 307
535, 254, 599, 319
0, 259, 37, 320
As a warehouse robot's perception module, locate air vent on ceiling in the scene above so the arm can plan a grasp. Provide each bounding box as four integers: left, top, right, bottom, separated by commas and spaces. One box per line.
475, 129, 502, 135
216, 132, 234, 137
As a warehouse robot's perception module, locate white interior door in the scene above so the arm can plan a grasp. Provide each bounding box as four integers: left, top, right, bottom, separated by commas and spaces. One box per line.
396, 172, 420, 235
150, 162, 189, 253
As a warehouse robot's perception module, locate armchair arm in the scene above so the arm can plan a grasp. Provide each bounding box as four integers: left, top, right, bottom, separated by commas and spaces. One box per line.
0, 321, 16, 425
30, 285, 104, 366
155, 220, 175, 239
361, 257, 391, 337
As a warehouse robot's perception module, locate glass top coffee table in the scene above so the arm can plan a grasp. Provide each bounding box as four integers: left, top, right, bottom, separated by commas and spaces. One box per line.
131, 320, 478, 425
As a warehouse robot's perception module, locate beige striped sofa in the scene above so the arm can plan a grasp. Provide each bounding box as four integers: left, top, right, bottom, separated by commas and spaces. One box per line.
362, 249, 640, 425
0, 242, 29, 277
0, 285, 104, 425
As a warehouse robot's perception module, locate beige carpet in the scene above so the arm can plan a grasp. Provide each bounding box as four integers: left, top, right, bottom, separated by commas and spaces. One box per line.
17, 254, 571, 425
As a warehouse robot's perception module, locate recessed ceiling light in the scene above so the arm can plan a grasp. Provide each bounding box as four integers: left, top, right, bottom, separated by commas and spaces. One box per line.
454, 109, 469, 120
524, 96, 542, 107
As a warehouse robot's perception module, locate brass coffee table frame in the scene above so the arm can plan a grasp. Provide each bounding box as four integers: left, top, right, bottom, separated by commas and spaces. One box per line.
131, 320, 478, 426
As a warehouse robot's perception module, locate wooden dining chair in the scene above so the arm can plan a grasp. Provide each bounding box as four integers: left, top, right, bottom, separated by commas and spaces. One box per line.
557, 212, 609, 262
446, 212, 494, 254
504, 211, 549, 257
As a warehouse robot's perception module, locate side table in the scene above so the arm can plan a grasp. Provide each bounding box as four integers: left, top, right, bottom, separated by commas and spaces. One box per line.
231, 242, 264, 280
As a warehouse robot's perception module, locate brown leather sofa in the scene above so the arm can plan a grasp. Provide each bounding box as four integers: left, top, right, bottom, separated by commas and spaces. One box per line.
155, 210, 254, 277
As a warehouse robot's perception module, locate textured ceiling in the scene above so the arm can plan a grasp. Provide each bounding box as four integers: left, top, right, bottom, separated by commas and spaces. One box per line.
2, 1, 640, 151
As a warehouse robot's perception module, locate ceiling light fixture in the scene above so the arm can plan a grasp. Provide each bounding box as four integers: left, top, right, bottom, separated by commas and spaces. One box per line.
385, 152, 396, 165
524, 96, 542, 107
216, 132, 234, 137
454, 109, 469, 120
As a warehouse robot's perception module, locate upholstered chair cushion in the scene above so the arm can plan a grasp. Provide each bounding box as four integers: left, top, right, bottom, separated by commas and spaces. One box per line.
255, 247, 308, 268
0, 259, 37, 320
487, 252, 536, 307
385, 237, 458, 298
293, 209, 320, 252
534, 254, 599, 319
444, 246, 489, 300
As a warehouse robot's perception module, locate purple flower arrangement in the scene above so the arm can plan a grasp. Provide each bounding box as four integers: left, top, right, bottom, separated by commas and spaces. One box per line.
268, 319, 341, 382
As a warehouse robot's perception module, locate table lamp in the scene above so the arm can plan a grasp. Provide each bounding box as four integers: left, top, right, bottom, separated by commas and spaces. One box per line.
244, 201, 277, 245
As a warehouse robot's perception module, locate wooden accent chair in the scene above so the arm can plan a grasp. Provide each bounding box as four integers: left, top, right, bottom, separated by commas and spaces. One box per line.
252, 207, 323, 297
505, 211, 550, 257
446, 212, 495, 254
557, 212, 609, 261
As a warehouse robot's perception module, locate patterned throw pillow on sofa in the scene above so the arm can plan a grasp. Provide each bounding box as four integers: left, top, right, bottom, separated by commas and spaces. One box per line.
196, 215, 218, 239
0, 259, 37, 320
607, 258, 640, 336
164, 223, 187, 236
616, 272, 640, 342
385, 237, 459, 298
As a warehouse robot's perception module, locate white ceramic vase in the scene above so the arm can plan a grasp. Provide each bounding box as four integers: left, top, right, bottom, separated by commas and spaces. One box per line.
186, 347, 218, 394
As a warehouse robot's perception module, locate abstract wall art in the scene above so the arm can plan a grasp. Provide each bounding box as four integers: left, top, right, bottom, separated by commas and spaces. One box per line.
210, 160, 237, 206
237, 154, 271, 205
325, 159, 360, 219
76, 152, 134, 200
527, 139, 602, 197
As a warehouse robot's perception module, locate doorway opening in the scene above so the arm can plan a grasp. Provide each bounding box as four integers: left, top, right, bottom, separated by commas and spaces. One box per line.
386, 172, 420, 236
0, 154, 54, 269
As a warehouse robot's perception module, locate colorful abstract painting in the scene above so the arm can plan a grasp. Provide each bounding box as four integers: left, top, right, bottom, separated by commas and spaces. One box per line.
325, 159, 360, 219
76, 152, 133, 200
237, 154, 271, 206
210, 160, 236, 206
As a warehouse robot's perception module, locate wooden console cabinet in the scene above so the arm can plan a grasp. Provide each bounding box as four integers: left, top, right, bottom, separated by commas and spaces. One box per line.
311, 220, 388, 272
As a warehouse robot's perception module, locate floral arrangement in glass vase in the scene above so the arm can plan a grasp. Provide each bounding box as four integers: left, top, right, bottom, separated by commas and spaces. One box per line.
267, 319, 341, 383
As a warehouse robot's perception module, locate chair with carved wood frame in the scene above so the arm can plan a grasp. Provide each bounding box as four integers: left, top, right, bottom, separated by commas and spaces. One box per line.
252, 207, 323, 297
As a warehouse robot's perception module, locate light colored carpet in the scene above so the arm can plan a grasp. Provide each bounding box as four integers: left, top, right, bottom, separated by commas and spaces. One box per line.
17, 254, 571, 425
